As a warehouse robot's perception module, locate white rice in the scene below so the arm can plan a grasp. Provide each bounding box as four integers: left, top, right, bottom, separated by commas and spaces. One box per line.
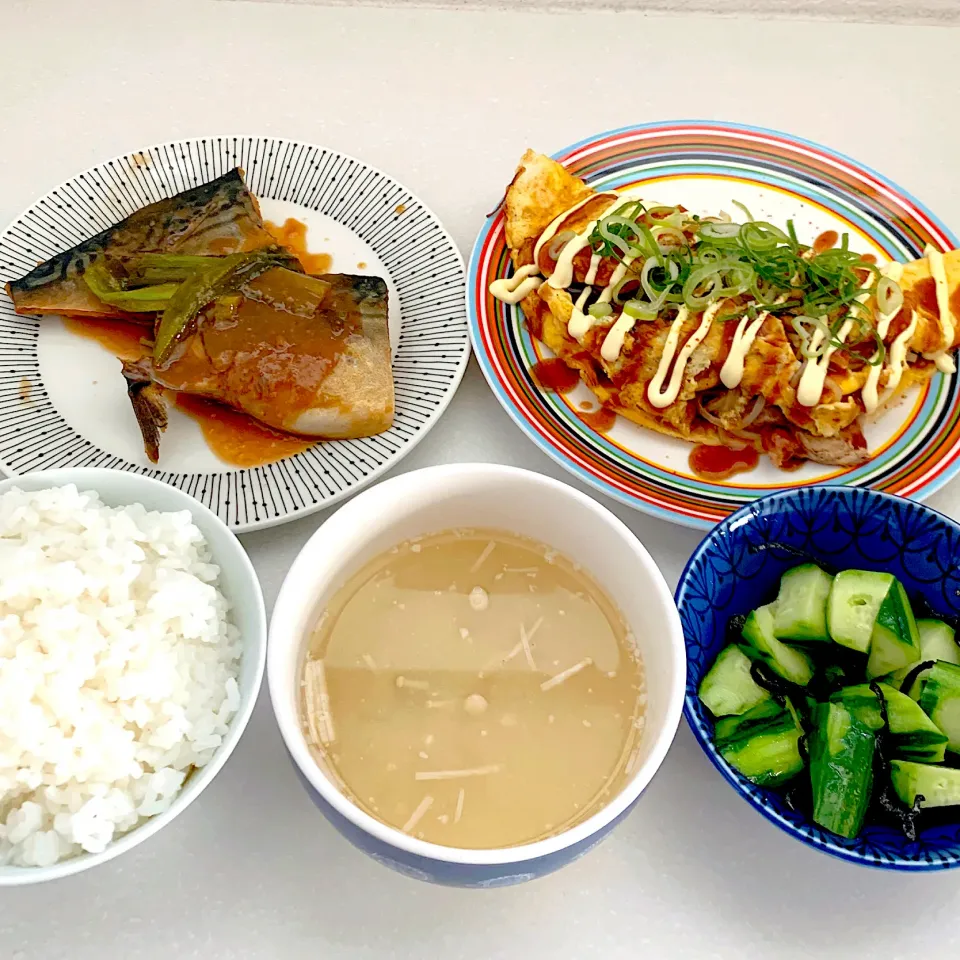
0, 484, 242, 867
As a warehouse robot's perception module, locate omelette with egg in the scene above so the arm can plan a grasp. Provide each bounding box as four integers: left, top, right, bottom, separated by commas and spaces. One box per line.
490, 151, 960, 470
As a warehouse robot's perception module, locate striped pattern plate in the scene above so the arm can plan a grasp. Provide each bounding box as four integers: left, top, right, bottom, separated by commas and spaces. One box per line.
0, 137, 469, 532
468, 121, 960, 529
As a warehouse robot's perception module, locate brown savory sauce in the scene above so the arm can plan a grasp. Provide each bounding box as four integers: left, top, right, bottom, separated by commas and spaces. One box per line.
813, 230, 839, 255
860, 253, 877, 265
579, 406, 617, 433
173, 393, 315, 467
913, 276, 939, 318
160, 270, 355, 427
63, 316, 151, 362
61, 222, 358, 469
63, 301, 323, 469
265, 218, 333, 275
531, 358, 580, 393
688, 443, 760, 480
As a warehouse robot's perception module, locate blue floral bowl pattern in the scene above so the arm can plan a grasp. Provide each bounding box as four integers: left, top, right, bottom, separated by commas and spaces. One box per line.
293, 761, 628, 887
676, 485, 960, 870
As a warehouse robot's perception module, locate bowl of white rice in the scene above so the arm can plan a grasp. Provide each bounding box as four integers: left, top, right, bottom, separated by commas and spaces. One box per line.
0, 468, 266, 885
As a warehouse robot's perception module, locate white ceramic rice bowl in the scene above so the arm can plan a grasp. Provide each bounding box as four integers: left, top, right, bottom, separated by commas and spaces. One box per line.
0, 468, 266, 886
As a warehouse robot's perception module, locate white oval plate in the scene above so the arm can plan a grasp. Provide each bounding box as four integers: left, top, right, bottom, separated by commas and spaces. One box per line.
0, 137, 470, 531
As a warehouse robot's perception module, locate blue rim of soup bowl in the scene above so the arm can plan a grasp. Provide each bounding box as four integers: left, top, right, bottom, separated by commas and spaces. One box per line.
0, 468, 266, 885
676, 484, 960, 870
268, 462, 685, 876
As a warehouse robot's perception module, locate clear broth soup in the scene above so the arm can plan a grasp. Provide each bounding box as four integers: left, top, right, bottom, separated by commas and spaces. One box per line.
300, 529, 646, 849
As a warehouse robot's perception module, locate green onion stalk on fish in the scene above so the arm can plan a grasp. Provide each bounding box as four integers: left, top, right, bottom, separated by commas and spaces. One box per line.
83, 246, 302, 366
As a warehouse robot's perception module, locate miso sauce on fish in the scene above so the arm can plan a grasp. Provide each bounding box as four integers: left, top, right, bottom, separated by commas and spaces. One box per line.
300, 529, 646, 849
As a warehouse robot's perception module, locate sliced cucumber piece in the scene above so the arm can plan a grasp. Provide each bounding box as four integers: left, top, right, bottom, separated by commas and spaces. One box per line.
866, 579, 922, 679
885, 625, 960, 699
827, 570, 894, 653
890, 759, 960, 809
919, 661, 960, 755
699, 645, 771, 718
918, 620, 960, 665
773, 563, 833, 642
716, 700, 804, 787
883, 660, 935, 701
832, 682, 947, 763
714, 697, 785, 741
809, 701, 875, 839
741, 603, 814, 686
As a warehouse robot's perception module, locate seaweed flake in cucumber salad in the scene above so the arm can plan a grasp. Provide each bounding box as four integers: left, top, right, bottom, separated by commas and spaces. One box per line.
699, 563, 960, 841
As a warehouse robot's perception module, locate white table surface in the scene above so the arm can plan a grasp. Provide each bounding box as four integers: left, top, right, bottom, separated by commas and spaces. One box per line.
3, 1, 960, 956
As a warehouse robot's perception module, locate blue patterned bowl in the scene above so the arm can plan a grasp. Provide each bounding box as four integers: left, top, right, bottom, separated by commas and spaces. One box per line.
677, 485, 960, 870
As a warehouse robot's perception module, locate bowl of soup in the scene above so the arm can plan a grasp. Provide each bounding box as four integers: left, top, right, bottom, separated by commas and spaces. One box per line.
269, 463, 684, 886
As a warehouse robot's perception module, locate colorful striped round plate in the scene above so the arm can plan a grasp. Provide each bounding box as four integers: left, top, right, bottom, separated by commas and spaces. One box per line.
468, 121, 960, 529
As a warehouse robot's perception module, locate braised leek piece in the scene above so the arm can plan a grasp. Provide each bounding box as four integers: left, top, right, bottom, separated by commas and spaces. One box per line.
153, 246, 299, 366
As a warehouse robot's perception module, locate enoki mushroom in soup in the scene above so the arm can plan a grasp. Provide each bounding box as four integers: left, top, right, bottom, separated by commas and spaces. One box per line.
299, 529, 647, 848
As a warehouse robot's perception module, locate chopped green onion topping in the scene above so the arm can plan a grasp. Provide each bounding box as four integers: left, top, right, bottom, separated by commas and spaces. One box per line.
623, 299, 658, 321
576, 200, 903, 365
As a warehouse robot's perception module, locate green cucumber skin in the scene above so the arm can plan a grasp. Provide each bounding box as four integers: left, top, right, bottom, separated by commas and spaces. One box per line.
773, 564, 833, 642
919, 662, 960, 755
809, 702, 876, 840
702, 564, 960, 838
714, 698, 785, 742
827, 570, 894, 653
882, 664, 928, 702
885, 623, 960, 701
832, 683, 947, 763
716, 702, 804, 787
865, 579, 922, 679
890, 759, 960, 809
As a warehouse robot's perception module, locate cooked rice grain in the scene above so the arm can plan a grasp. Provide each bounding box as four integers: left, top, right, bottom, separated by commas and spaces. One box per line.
0, 485, 241, 867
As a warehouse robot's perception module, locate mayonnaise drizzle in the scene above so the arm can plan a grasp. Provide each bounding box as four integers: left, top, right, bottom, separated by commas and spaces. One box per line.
600, 313, 636, 363
863, 262, 904, 415
597, 257, 643, 361
487, 189, 950, 419
544, 193, 625, 290
549, 228, 596, 290
584, 252, 601, 286
796, 322, 835, 408
796, 274, 873, 407
719, 295, 787, 389
532, 193, 613, 266
488, 264, 542, 305
568, 287, 595, 341
568, 255, 636, 342
597, 257, 635, 306
922, 244, 957, 374
648, 305, 721, 409
929, 352, 957, 374
886, 310, 920, 396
